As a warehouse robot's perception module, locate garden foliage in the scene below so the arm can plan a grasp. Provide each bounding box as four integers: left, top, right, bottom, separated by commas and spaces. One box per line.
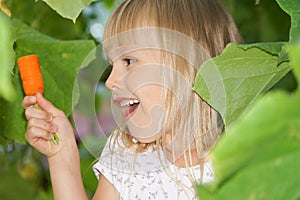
0, 0, 298, 199
194, 0, 300, 199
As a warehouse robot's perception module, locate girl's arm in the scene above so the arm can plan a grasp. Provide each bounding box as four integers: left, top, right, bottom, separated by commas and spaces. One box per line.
22, 93, 119, 199
93, 174, 120, 200
48, 145, 88, 200
23, 93, 87, 200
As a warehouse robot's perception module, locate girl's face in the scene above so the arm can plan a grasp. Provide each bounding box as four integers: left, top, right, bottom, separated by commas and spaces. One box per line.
106, 48, 167, 143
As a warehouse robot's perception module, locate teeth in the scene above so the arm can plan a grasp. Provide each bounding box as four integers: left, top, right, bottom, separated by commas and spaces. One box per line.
120, 99, 140, 107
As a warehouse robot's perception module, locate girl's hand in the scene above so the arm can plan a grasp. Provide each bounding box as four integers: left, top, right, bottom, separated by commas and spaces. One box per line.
22, 93, 76, 157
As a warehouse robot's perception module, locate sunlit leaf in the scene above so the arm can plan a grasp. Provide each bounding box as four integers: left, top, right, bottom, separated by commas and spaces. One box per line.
239, 42, 286, 55
276, 0, 300, 43
0, 0, 11, 16
39, 0, 96, 22
0, 11, 15, 101
288, 43, 300, 89
194, 43, 290, 127
198, 91, 300, 199
196, 3, 299, 198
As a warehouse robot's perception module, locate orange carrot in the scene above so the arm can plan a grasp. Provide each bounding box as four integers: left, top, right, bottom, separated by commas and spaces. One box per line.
18, 55, 44, 96
18, 54, 60, 145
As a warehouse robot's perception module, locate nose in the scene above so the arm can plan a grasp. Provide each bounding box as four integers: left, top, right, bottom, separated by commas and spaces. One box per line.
105, 66, 122, 92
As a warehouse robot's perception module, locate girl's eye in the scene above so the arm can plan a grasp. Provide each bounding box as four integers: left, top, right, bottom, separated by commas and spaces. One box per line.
124, 58, 136, 66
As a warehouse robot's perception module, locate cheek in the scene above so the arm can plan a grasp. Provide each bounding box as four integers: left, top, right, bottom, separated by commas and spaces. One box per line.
127, 103, 166, 142
124, 64, 173, 143
126, 84, 167, 142
125, 64, 163, 93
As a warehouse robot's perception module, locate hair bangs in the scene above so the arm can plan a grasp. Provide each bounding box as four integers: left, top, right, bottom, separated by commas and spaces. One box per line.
103, 0, 160, 55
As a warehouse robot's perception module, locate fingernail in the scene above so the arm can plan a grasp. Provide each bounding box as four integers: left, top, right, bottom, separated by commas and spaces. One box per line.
47, 114, 53, 122
29, 96, 36, 102
50, 125, 57, 132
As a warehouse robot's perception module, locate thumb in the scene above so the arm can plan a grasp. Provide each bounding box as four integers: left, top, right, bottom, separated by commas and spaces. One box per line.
36, 93, 62, 116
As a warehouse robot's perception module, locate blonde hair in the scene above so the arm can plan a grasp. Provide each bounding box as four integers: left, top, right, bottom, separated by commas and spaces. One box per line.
103, 0, 242, 192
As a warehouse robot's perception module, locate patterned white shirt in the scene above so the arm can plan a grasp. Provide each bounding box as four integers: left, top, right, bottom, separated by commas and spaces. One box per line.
93, 134, 214, 200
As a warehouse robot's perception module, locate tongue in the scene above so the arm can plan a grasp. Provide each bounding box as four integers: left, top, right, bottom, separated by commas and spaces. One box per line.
128, 103, 138, 114
123, 104, 139, 118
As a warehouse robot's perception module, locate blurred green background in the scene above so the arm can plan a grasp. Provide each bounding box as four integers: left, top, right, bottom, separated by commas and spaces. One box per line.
0, 0, 296, 199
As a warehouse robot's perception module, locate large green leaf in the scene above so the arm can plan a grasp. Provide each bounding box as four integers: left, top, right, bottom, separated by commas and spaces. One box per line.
288, 42, 300, 92
288, 43, 300, 90
198, 91, 300, 199
0, 19, 95, 143
274, 0, 300, 90
238, 42, 286, 55
276, 0, 300, 43
6, 0, 89, 40
40, 0, 96, 22
193, 43, 290, 127
0, 11, 15, 101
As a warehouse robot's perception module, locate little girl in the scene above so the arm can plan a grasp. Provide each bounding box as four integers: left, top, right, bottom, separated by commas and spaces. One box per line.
22, 0, 242, 199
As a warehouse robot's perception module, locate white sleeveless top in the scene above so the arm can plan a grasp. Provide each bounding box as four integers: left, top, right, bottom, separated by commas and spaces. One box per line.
93, 133, 214, 200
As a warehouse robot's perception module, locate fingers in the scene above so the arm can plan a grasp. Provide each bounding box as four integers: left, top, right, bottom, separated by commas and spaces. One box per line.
22, 93, 64, 117
27, 117, 57, 133
22, 96, 37, 109
25, 117, 58, 145
26, 125, 52, 142
23, 95, 58, 140
25, 107, 53, 121
23, 93, 64, 122
22, 93, 67, 154
36, 93, 64, 116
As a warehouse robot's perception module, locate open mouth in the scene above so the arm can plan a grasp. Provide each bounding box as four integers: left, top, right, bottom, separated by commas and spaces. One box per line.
116, 98, 140, 121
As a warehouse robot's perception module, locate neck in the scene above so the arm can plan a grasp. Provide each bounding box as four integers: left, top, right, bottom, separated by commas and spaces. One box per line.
161, 137, 203, 168
166, 148, 200, 168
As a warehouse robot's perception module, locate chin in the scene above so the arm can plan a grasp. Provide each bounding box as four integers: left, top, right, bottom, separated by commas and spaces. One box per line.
127, 124, 163, 144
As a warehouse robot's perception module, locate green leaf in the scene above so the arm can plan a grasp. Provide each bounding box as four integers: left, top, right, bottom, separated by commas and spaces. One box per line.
238, 42, 286, 56
39, 0, 96, 22
193, 43, 290, 127
276, 0, 300, 43
198, 91, 300, 199
0, 11, 15, 101
103, 0, 117, 8
288, 43, 300, 90
6, 0, 89, 40
0, 19, 95, 143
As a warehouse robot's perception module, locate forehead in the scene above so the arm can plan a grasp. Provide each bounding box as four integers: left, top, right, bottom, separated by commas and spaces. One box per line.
103, 28, 160, 50
103, 28, 161, 62
103, 28, 210, 68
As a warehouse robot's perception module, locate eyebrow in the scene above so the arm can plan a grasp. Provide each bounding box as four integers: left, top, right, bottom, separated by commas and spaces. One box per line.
105, 45, 143, 62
